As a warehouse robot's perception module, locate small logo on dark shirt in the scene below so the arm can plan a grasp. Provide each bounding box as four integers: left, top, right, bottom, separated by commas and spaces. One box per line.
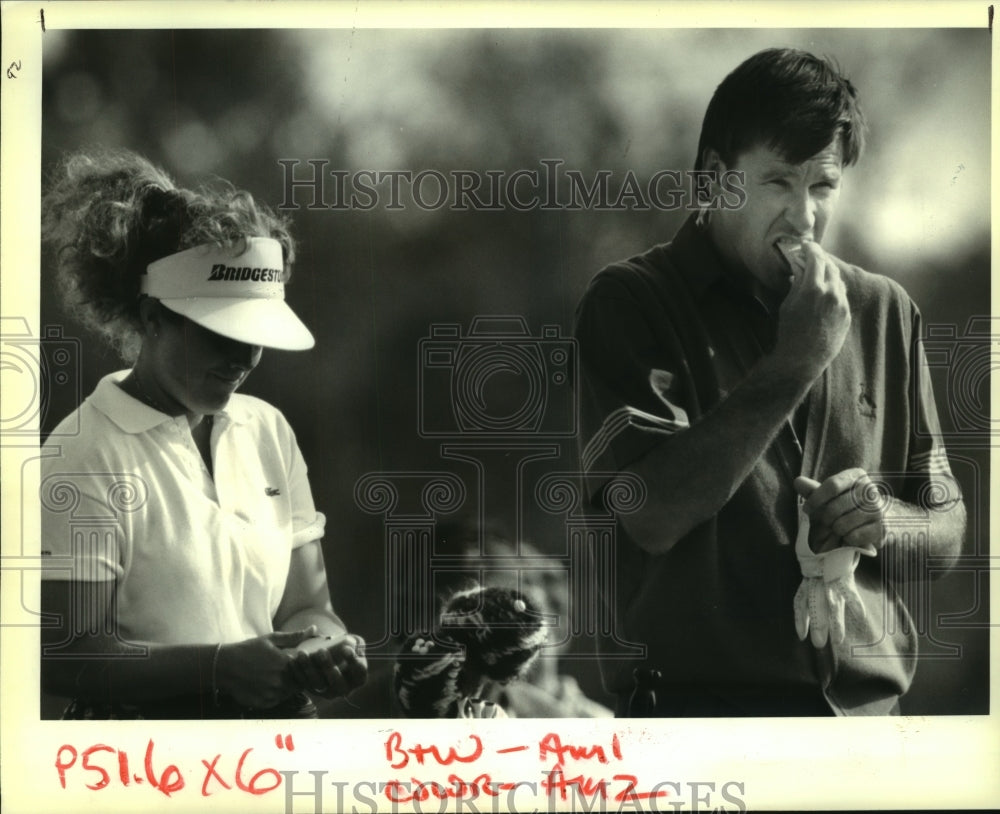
265, 487, 281, 496
858, 382, 877, 418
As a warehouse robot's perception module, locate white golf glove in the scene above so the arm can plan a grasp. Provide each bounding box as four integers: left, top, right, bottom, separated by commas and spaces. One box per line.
793, 508, 869, 648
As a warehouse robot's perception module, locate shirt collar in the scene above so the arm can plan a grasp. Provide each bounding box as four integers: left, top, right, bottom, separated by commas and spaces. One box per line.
670, 213, 727, 300
89, 370, 245, 434
670, 213, 778, 312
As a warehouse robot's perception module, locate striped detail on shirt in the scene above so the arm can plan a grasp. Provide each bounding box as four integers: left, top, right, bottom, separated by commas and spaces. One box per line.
582, 405, 689, 473
909, 446, 954, 475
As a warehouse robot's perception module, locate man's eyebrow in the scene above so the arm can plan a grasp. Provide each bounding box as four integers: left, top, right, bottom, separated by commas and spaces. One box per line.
757, 162, 843, 180
757, 160, 797, 175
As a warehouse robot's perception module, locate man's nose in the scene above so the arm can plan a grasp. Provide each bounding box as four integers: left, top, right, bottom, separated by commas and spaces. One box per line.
784, 188, 816, 235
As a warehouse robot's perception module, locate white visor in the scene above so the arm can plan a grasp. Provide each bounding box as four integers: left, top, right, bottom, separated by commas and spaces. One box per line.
141, 237, 315, 351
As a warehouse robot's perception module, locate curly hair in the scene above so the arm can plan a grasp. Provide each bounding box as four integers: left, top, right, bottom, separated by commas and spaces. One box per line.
42, 150, 296, 361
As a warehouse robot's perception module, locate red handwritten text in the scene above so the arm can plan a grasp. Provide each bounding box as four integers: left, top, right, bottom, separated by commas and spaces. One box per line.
384, 730, 483, 769
379, 730, 671, 809
55, 734, 291, 799
542, 767, 670, 803
384, 773, 529, 803
56, 740, 184, 797
539, 731, 623, 768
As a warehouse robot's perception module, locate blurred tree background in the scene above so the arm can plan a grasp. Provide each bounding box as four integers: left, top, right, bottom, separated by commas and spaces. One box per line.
39, 27, 990, 716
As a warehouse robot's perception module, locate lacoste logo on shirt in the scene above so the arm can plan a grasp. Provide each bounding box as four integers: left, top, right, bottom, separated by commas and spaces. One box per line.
265, 487, 281, 496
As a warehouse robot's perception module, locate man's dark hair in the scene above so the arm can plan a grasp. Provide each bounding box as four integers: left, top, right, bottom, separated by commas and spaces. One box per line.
694, 47, 867, 171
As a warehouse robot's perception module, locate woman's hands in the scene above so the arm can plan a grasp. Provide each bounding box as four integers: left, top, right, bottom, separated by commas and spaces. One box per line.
285, 633, 368, 699
272, 541, 368, 698
183, 626, 369, 709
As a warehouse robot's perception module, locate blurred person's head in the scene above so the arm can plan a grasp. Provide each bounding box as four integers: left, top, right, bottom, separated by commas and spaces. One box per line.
432, 518, 568, 649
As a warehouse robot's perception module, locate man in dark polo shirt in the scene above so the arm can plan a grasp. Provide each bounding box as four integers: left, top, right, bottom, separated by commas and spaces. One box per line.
575, 47, 966, 716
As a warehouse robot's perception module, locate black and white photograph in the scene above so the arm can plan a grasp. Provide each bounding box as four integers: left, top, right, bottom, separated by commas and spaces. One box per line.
1, 2, 996, 812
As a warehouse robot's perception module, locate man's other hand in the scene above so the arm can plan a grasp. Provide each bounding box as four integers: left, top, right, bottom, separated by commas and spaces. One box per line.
794, 469, 883, 555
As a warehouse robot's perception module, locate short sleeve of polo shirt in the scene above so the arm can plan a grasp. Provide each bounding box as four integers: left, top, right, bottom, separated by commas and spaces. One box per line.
903, 305, 963, 509
40, 407, 126, 583
575, 271, 692, 502
40, 475, 125, 582
281, 418, 326, 548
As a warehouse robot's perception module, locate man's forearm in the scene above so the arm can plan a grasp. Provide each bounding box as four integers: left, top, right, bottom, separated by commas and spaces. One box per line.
884, 496, 966, 573
623, 353, 815, 554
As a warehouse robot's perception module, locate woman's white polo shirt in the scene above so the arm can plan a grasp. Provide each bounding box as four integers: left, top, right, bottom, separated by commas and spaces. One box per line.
41, 371, 326, 645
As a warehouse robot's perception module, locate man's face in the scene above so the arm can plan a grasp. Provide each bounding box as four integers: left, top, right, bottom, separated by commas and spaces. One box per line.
706, 141, 844, 295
